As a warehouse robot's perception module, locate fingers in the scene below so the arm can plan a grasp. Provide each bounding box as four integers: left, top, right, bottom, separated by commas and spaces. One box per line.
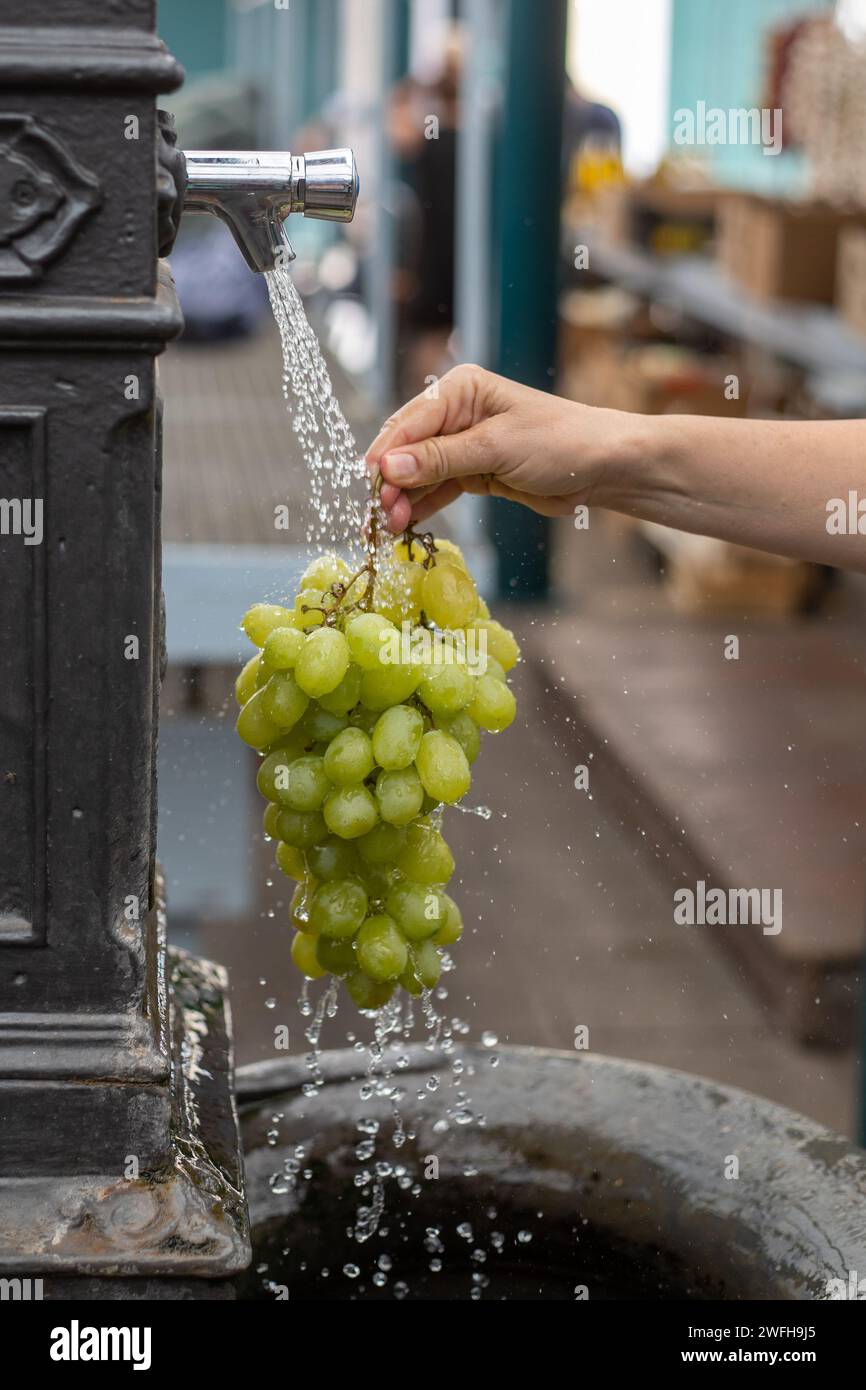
383, 491, 413, 533
402, 480, 464, 526
379, 480, 401, 510
380, 418, 501, 499
365, 363, 489, 467
383, 476, 571, 532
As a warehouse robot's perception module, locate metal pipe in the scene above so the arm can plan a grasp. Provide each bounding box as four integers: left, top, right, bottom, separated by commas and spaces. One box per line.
183, 147, 359, 272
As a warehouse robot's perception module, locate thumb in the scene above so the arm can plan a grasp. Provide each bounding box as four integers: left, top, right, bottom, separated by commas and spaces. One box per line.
380, 422, 497, 492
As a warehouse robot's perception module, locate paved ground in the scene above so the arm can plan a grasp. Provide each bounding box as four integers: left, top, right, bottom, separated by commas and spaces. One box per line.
162, 320, 379, 546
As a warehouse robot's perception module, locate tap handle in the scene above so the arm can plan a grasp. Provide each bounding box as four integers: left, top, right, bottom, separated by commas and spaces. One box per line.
296, 149, 359, 223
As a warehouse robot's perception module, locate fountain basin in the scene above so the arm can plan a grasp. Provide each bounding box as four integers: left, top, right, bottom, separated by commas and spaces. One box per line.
235, 1044, 866, 1300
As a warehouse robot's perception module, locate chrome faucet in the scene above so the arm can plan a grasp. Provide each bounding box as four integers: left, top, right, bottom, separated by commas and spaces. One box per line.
182, 147, 359, 273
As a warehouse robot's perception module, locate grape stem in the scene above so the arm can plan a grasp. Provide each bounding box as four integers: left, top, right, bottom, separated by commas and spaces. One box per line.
301, 478, 444, 628
402, 522, 439, 569
304, 472, 384, 626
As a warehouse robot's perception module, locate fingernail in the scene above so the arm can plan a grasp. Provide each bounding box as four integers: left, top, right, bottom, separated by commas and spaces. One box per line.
383, 451, 417, 483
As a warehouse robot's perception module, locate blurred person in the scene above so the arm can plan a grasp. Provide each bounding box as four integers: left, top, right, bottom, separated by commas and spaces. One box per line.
388, 29, 463, 396
367, 363, 866, 574
562, 75, 622, 182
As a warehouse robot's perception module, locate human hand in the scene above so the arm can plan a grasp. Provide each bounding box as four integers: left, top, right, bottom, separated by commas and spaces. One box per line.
366, 364, 626, 533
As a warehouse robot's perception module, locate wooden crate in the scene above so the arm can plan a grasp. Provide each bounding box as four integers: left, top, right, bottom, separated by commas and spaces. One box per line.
639, 524, 822, 617
718, 194, 858, 304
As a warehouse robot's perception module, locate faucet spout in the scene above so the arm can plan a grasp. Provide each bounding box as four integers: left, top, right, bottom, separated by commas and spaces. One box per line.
182, 148, 359, 273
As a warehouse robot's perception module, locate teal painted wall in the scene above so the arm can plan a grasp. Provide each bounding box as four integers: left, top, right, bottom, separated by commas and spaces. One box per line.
158, 0, 229, 77
232, 0, 342, 144
668, 0, 833, 193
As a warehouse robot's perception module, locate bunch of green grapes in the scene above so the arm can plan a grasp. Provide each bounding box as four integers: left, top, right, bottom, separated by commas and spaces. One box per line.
234, 534, 519, 1010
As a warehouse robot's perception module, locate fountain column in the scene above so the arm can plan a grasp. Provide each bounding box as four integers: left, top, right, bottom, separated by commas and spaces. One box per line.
0, 0, 249, 1296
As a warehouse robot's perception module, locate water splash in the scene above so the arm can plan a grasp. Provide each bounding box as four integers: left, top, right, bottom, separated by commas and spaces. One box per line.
452, 802, 493, 821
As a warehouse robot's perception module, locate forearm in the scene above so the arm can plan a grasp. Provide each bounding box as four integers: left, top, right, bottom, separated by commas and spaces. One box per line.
601, 413, 866, 572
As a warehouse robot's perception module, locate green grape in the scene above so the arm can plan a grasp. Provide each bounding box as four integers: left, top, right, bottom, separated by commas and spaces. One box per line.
348, 704, 379, 734
280, 754, 330, 812
291, 930, 326, 979
235, 652, 262, 705
398, 959, 423, 996
262, 802, 281, 839
418, 662, 474, 717
316, 935, 357, 976
295, 625, 351, 698
306, 835, 358, 882
323, 785, 379, 839
346, 612, 397, 670
374, 562, 424, 625
468, 673, 516, 732
275, 839, 305, 882
359, 863, 397, 902
396, 821, 454, 885
421, 562, 478, 628
345, 970, 395, 1010
410, 938, 442, 989
415, 730, 471, 803
275, 807, 327, 850
323, 727, 375, 785
432, 539, 467, 568
237, 687, 282, 750
435, 710, 480, 764
371, 704, 424, 770
397, 941, 443, 993
261, 726, 310, 763
375, 766, 424, 827
262, 625, 305, 671
359, 661, 420, 711
261, 671, 310, 730
318, 663, 363, 717
357, 821, 407, 865
309, 878, 368, 938
394, 535, 428, 564
301, 552, 351, 591
257, 747, 299, 801
356, 913, 408, 982
386, 879, 443, 941
242, 603, 295, 647
255, 657, 274, 690
300, 705, 349, 743
483, 655, 507, 683
432, 891, 463, 945
467, 617, 520, 671
294, 587, 328, 631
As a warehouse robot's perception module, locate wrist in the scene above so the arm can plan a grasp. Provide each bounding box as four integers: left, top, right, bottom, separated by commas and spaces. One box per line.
593, 408, 685, 516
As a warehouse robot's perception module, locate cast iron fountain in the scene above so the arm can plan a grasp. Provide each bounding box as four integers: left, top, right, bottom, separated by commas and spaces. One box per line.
0, 0, 864, 1301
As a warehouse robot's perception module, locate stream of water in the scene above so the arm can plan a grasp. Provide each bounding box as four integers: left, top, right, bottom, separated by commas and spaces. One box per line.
266, 261, 370, 554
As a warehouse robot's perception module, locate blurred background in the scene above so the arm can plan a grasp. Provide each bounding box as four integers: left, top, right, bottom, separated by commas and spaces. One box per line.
156, 0, 866, 1139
